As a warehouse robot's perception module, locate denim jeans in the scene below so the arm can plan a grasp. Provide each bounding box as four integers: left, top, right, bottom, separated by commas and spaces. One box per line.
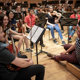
69, 26, 75, 37
47, 24, 63, 40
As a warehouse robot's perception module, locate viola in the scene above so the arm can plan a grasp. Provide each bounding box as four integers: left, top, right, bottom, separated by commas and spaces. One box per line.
7, 35, 21, 71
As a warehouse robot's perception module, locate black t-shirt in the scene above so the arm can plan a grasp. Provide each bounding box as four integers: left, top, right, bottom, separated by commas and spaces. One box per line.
57, 9, 62, 14
46, 13, 56, 24
0, 47, 17, 80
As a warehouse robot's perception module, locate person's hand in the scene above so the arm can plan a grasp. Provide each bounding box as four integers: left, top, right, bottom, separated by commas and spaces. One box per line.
35, 15, 38, 19
60, 51, 67, 55
30, 60, 34, 65
25, 59, 32, 62
53, 25, 55, 27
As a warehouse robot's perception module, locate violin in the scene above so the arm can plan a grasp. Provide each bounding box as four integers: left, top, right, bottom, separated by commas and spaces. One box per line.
17, 20, 22, 33
17, 13, 25, 33
7, 35, 21, 71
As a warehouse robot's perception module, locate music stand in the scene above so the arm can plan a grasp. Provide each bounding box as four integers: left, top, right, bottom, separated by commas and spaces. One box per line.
14, 13, 22, 20
21, 4, 28, 8
62, 12, 73, 18
42, 1, 47, 5
12, 6, 17, 10
16, 3, 21, 6
27, 25, 45, 64
37, 13, 46, 20
68, 1, 73, 4
7, 3, 11, 6
36, 19, 50, 55
0, 2, 4, 6
60, 1, 65, 4
61, 18, 78, 44
2, 6, 9, 10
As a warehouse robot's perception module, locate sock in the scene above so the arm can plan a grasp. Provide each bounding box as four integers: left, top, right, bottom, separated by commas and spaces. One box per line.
69, 35, 71, 38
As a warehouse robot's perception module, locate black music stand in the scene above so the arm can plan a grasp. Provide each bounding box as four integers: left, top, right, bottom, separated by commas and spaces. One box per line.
14, 13, 22, 20
27, 25, 45, 64
36, 19, 50, 55
61, 18, 78, 44
62, 12, 73, 18
62, 12, 73, 36
12, 6, 17, 10
37, 13, 46, 20
2, 6, 9, 10
7, 3, 11, 6
68, 1, 73, 4
0, 2, 4, 6
60, 1, 65, 4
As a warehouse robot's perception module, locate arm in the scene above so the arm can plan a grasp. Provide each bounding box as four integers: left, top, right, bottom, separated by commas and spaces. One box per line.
55, 13, 61, 23
24, 23, 31, 29
9, 28, 22, 36
60, 44, 76, 55
66, 44, 75, 53
11, 57, 33, 68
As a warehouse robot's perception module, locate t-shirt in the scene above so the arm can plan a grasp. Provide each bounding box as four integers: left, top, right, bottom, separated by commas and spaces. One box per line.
0, 47, 17, 80
46, 13, 56, 24
10, 19, 17, 31
25, 14, 36, 27
75, 38, 80, 64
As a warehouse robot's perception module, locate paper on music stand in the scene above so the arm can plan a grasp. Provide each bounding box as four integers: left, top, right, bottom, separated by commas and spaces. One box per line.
27, 25, 38, 40
31, 27, 44, 43
27, 25, 44, 43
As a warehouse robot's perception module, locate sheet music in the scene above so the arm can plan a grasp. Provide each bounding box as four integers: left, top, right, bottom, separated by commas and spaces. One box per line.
31, 27, 44, 43
27, 25, 38, 40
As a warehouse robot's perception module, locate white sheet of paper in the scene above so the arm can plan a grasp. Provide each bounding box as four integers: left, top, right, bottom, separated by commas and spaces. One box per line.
27, 25, 38, 40
31, 27, 44, 43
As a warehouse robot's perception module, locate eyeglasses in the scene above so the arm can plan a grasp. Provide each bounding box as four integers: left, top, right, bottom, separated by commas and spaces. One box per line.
3, 19, 9, 21
9, 14, 14, 15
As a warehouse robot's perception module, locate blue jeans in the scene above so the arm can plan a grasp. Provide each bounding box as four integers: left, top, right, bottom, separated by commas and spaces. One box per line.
69, 26, 75, 37
0, 43, 9, 47
47, 24, 63, 40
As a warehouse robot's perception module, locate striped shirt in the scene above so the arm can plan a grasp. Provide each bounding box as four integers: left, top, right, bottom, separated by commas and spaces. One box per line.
75, 38, 80, 64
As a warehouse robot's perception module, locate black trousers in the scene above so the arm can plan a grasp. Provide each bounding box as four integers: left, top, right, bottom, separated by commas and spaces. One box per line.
14, 55, 45, 80
59, 17, 64, 31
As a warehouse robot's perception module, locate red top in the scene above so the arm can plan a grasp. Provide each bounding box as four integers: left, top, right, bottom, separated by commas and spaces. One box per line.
25, 14, 36, 27
70, 14, 80, 20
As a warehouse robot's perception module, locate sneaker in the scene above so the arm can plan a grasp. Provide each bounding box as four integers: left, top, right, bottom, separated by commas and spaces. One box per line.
62, 41, 66, 45
31, 45, 34, 49
40, 44, 45, 47
53, 40, 58, 44
67, 38, 72, 42
62, 30, 64, 33
25, 48, 33, 52
69, 38, 72, 42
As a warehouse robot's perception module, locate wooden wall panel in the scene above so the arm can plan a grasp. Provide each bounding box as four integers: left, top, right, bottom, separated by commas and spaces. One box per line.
2, 0, 77, 8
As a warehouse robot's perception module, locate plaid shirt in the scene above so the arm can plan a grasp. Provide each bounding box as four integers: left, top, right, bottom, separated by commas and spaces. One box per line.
75, 38, 80, 64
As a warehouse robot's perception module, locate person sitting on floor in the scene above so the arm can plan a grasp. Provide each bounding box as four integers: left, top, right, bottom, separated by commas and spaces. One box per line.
47, 26, 80, 64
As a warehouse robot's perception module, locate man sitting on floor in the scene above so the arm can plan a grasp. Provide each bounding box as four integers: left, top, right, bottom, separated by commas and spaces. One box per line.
47, 26, 80, 64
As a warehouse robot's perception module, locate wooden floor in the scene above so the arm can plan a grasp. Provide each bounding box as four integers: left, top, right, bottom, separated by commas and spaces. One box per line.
15, 24, 79, 80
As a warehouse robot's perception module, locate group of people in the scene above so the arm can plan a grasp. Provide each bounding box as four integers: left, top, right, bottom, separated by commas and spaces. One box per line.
0, 0, 80, 80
